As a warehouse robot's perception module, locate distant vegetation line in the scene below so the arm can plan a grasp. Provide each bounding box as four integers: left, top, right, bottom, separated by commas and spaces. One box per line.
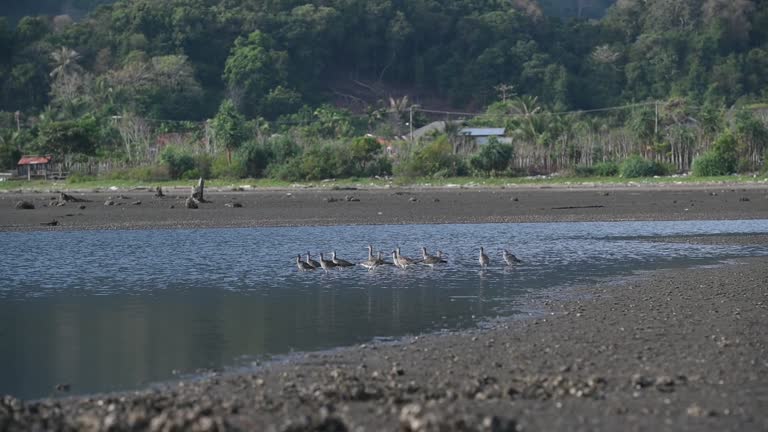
0, 0, 766, 182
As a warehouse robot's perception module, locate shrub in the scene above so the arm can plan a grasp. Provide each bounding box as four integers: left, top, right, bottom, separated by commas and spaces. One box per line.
394, 136, 467, 178
470, 138, 514, 176
160, 146, 196, 179
593, 161, 619, 177
692, 152, 729, 176
363, 156, 392, 177
573, 165, 595, 177
692, 130, 738, 176
619, 155, 668, 178
212, 154, 246, 179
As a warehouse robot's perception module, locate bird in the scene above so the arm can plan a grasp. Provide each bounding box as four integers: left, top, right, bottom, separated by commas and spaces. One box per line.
376, 251, 389, 266
360, 245, 380, 270
479, 246, 489, 268
318, 252, 337, 272
391, 251, 404, 269
306, 252, 321, 269
502, 249, 523, 266
394, 247, 419, 269
332, 251, 355, 267
296, 254, 315, 271
420, 247, 447, 267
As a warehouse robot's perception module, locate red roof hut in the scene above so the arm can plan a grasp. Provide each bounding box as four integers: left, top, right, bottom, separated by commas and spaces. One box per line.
17, 155, 53, 180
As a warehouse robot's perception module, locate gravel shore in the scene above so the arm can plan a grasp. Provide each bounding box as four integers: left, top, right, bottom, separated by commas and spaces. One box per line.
1, 184, 767, 231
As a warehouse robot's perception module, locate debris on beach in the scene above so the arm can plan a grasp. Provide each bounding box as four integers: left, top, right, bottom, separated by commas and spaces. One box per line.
15, 201, 35, 210
104, 200, 115, 206
154, 186, 165, 197
59, 192, 89, 203
185, 197, 198, 209
225, 202, 243, 208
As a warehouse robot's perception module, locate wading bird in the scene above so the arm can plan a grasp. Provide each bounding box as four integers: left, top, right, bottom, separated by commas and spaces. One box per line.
394, 247, 419, 269
502, 249, 523, 266
332, 251, 355, 267
318, 252, 337, 273
361, 245, 380, 270
479, 246, 489, 268
306, 252, 320, 269
296, 254, 315, 271
420, 247, 447, 268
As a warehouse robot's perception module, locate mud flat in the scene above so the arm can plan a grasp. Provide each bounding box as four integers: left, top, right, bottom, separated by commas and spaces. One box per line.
0, 184, 767, 231
2, 239, 767, 431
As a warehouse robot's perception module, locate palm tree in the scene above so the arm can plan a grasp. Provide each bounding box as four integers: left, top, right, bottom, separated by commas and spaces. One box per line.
50, 47, 83, 79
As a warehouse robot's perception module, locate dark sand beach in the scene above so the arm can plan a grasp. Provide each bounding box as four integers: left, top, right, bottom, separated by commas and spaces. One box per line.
1, 184, 767, 431
0, 183, 767, 231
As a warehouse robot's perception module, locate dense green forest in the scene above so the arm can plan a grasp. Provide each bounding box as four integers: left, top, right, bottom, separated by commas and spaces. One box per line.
0, 0, 766, 181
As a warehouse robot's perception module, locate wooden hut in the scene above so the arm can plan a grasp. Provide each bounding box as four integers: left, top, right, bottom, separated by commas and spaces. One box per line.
17, 155, 53, 180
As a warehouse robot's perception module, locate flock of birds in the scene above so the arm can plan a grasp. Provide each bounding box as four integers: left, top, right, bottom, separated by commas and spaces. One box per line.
295, 245, 523, 272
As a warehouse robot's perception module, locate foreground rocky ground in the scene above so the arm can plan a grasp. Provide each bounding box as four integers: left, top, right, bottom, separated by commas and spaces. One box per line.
2, 247, 766, 431
1, 183, 767, 231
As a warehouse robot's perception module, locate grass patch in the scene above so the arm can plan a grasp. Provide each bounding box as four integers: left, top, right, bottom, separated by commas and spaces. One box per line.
0, 174, 765, 192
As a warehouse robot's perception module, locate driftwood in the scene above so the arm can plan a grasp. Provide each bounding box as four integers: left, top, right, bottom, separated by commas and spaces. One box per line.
154, 186, 164, 197
59, 192, 89, 203
15, 201, 35, 210
191, 177, 208, 203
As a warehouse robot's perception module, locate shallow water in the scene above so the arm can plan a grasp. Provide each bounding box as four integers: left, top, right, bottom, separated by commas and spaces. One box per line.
2, 220, 768, 399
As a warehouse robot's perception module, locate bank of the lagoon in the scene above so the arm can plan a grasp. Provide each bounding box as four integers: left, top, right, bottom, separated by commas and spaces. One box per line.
0, 174, 767, 193
2, 249, 767, 431
1, 182, 768, 232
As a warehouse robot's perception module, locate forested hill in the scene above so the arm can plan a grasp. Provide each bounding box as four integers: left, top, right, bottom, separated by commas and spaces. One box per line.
0, 0, 766, 122
0, 0, 615, 23
0, 0, 116, 23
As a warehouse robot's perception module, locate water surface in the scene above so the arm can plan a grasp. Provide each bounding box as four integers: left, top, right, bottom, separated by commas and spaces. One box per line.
2, 220, 768, 399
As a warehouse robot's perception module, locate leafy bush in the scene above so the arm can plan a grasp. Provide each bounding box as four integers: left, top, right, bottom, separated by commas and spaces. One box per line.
238, 136, 301, 178
160, 146, 196, 179
572, 165, 596, 176
267, 138, 391, 181
593, 161, 619, 177
470, 138, 514, 176
211, 154, 246, 179
692, 130, 738, 176
619, 155, 669, 178
395, 136, 467, 178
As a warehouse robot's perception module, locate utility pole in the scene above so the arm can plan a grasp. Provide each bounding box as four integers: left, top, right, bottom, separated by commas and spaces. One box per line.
409, 105, 414, 143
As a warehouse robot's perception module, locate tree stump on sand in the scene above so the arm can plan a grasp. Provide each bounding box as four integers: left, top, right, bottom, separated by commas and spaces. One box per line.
154, 186, 165, 197
191, 178, 207, 203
